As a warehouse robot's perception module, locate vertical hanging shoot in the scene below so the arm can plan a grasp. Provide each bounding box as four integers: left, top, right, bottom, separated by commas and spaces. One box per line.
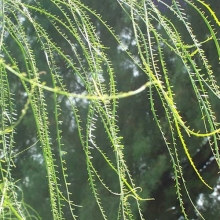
0, 0, 220, 219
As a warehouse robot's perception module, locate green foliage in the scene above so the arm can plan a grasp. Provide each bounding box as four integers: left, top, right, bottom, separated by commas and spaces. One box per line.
1, 0, 220, 219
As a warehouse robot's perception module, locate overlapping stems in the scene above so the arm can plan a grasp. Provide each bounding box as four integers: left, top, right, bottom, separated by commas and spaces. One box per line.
1, 0, 220, 219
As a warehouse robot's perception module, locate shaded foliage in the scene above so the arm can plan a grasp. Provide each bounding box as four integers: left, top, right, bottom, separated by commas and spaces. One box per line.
1, 0, 220, 219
